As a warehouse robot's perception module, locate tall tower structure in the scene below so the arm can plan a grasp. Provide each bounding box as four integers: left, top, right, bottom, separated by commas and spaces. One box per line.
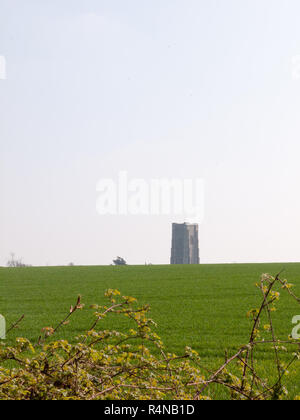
171, 223, 200, 265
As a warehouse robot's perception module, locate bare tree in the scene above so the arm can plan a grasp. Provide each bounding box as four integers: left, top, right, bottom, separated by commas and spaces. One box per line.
7, 253, 30, 268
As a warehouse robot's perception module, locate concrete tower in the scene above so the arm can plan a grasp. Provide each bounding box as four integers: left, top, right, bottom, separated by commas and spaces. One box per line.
171, 223, 200, 265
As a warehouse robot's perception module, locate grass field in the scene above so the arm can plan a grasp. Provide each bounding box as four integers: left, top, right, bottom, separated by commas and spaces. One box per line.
1, 263, 300, 399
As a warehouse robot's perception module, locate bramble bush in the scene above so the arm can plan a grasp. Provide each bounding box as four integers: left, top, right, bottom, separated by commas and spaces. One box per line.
0, 273, 299, 400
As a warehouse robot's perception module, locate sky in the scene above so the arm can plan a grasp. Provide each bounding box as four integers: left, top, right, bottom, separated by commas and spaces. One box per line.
1, 0, 300, 266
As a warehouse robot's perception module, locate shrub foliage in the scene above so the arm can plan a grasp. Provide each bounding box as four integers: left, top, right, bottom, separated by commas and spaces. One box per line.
0, 273, 300, 400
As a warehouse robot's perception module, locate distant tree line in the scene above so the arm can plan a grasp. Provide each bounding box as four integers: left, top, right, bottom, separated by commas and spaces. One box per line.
113, 257, 127, 266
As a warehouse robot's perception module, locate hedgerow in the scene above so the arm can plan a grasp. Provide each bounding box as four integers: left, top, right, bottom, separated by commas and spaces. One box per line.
0, 273, 299, 400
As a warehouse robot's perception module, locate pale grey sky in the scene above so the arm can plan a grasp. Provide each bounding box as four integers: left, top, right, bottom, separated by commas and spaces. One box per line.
1, 0, 300, 266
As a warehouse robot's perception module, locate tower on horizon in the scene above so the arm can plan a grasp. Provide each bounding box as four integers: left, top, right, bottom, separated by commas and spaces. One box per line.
170, 223, 200, 265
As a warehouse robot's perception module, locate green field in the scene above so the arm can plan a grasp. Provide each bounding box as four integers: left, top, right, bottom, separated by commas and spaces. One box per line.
1, 263, 300, 399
